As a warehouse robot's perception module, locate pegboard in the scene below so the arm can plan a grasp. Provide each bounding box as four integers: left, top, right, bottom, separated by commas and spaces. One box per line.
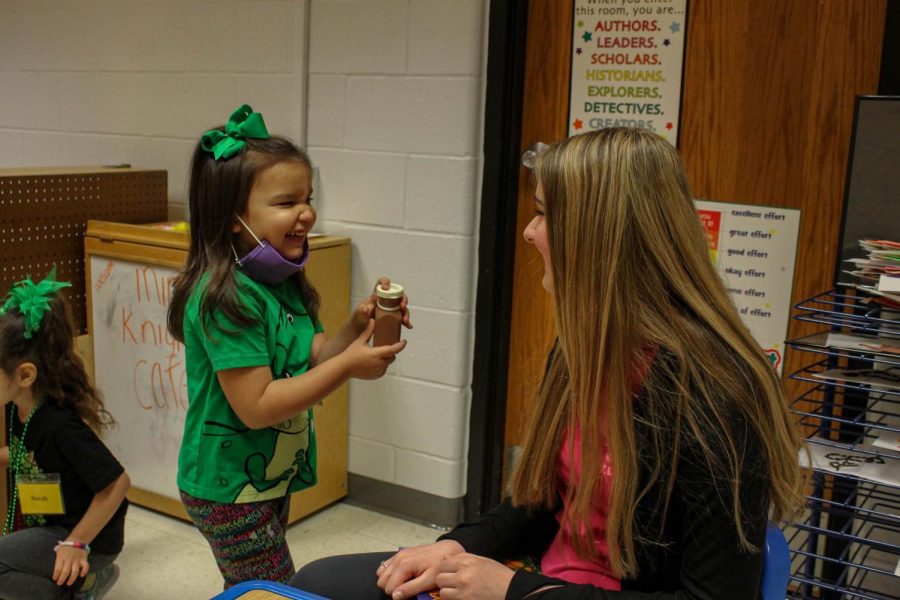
0, 167, 168, 334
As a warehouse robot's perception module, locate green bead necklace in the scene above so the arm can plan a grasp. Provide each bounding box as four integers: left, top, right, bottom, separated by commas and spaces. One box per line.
3, 402, 39, 536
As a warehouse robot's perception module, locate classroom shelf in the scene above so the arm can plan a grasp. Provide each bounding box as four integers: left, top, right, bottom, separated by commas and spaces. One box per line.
784, 288, 900, 600
790, 289, 900, 336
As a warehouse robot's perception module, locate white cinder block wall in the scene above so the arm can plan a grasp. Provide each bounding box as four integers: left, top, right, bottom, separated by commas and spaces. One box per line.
0, 0, 310, 218
307, 0, 485, 500
0, 0, 487, 504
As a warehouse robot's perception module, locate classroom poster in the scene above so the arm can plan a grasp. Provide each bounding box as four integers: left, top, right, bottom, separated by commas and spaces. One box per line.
694, 200, 801, 374
569, 0, 688, 143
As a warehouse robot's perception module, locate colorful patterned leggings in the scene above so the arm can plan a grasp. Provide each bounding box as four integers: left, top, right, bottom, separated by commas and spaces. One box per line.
180, 490, 294, 588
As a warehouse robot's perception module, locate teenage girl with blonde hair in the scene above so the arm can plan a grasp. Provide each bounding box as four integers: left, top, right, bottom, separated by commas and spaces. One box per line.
291, 127, 804, 599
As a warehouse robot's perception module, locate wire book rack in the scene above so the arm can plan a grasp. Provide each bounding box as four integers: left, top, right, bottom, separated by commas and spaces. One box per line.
785, 288, 900, 599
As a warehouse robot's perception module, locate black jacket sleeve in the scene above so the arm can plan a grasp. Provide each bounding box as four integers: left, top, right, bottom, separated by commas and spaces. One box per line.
438, 497, 561, 562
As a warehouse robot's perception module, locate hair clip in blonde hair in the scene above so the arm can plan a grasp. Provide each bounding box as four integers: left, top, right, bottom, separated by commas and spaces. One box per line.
521, 141, 551, 170
0, 266, 71, 339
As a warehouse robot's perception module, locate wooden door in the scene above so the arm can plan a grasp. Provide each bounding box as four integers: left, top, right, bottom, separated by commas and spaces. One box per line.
503, 0, 573, 479
502, 0, 887, 482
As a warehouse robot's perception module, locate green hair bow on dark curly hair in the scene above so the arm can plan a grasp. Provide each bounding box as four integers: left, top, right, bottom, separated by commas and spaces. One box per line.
0, 266, 71, 339
201, 104, 270, 160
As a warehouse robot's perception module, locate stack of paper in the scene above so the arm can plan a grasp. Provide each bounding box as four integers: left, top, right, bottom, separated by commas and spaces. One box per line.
801, 441, 899, 487
823, 332, 900, 355
846, 239, 900, 306
810, 366, 900, 391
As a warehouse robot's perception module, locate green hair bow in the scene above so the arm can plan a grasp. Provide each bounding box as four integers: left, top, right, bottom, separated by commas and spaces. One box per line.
0, 266, 71, 339
201, 104, 270, 160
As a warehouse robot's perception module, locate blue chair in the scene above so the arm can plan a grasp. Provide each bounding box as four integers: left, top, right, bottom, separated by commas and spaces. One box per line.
760, 523, 791, 600
211, 580, 330, 600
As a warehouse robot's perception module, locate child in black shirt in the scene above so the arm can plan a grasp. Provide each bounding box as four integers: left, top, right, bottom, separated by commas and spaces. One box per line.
0, 269, 130, 599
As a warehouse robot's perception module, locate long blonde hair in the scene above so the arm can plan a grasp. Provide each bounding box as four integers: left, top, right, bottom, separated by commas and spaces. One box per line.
508, 128, 804, 578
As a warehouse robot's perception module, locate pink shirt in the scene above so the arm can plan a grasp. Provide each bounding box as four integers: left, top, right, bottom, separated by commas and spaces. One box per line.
540, 350, 654, 590
540, 424, 621, 590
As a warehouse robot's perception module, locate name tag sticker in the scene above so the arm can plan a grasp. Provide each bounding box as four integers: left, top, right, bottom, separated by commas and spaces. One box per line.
17, 473, 65, 515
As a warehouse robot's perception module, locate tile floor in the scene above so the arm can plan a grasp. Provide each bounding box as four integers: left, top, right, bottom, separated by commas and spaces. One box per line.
109, 502, 444, 599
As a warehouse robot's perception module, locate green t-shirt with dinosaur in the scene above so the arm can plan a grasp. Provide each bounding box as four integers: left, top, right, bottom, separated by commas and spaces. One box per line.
177, 271, 323, 503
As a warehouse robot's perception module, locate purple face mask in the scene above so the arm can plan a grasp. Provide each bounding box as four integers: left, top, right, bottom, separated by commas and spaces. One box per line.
233, 216, 309, 286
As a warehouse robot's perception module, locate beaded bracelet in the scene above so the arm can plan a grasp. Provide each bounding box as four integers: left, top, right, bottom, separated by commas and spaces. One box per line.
53, 540, 91, 555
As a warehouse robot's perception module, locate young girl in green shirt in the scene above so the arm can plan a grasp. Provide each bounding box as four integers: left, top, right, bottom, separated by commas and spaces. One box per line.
167, 104, 410, 588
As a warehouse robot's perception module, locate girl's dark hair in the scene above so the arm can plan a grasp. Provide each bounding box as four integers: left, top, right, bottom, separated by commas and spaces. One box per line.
0, 293, 113, 431
167, 133, 320, 344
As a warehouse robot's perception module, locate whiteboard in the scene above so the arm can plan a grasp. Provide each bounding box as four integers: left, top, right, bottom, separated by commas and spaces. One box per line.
89, 255, 186, 501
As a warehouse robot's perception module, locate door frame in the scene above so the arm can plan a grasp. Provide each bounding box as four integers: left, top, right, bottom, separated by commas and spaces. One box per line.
464, 0, 530, 519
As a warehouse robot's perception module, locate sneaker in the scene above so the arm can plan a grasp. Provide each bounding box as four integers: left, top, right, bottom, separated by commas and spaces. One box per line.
77, 563, 120, 600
